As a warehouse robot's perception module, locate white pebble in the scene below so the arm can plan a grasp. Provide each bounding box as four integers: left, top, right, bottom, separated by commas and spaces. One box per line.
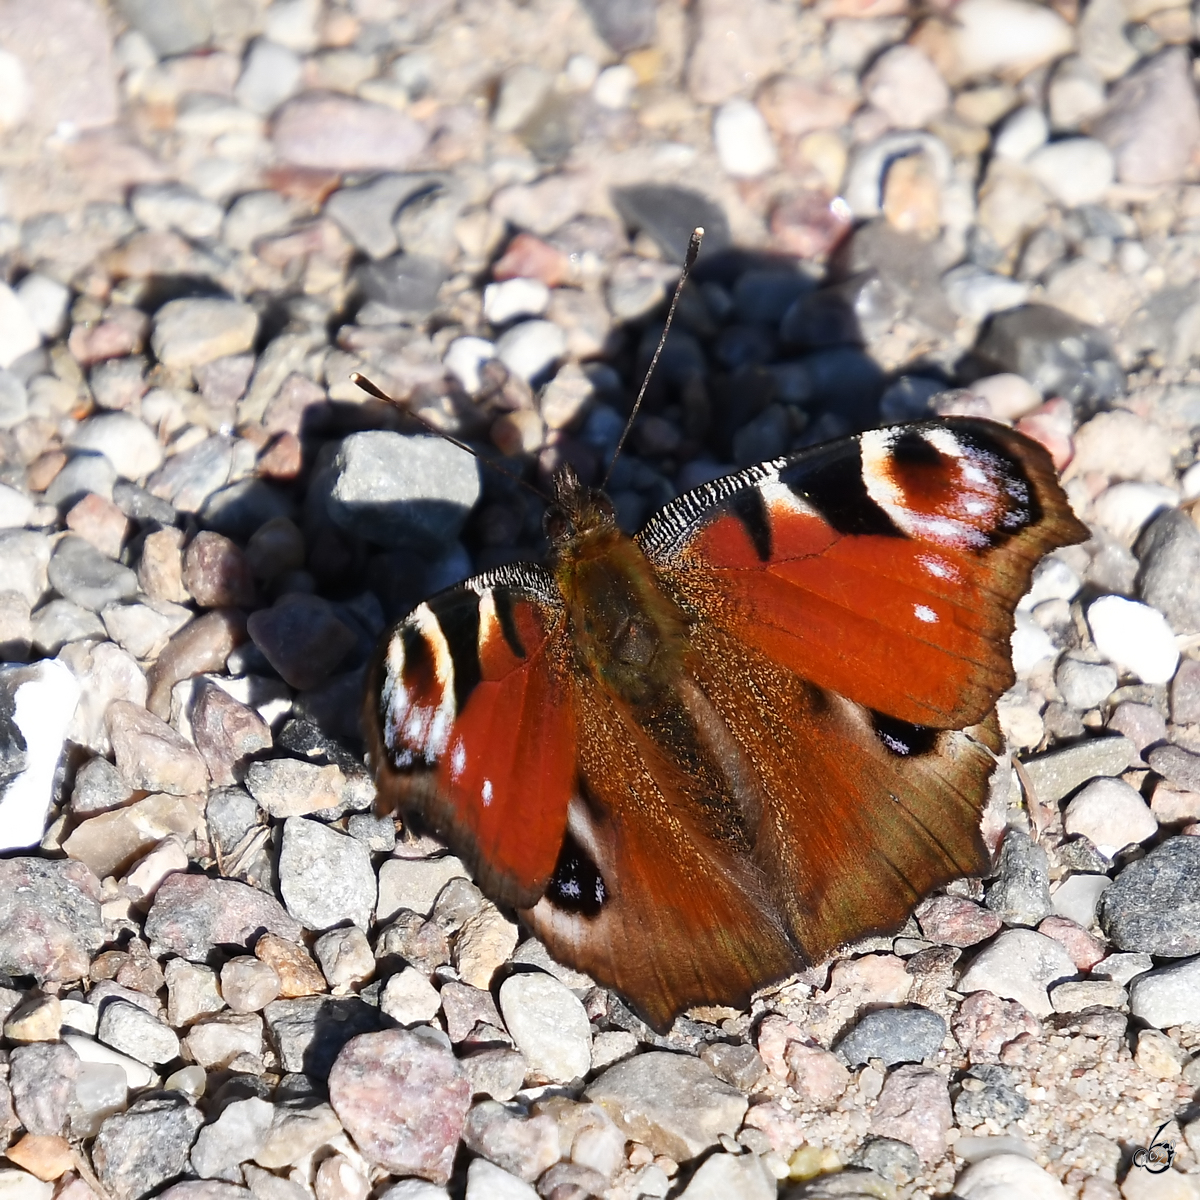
1050, 874, 1110, 928
713, 99, 777, 179
495, 320, 567, 383
969, 373, 1042, 420
1129, 957, 1200, 1028
498, 971, 591, 1083
957, 928, 1077, 1017
861, 45, 949, 130
68, 412, 166, 481
993, 105, 1049, 162
0, 1171, 52, 1200
15, 273, 70, 339
1027, 138, 1115, 207
0, 483, 32, 529
444, 336, 496, 395
1022, 556, 1082, 608
1011, 610, 1057, 676
955, 1153, 1068, 1200
1063, 777, 1158, 856
1181, 461, 1200, 500
1091, 481, 1178, 544
483, 278, 550, 325
594, 64, 637, 110
465, 1160, 537, 1200
0, 282, 42, 368
380, 967, 442, 1027
943, 265, 1030, 322
1088, 595, 1180, 684
953, 0, 1075, 79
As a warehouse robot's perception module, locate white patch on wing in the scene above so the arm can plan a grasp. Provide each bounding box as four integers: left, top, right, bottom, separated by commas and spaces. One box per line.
476, 587, 499, 658
481, 778, 493, 806
914, 604, 938, 624
861, 428, 998, 550
759, 475, 817, 519
917, 553, 958, 581
381, 602, 457, 762
450, 738, 467, 781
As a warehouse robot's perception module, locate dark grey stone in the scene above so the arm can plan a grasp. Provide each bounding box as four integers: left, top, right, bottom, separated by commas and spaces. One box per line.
354, 254, 448, 321
1171, 657, 1200, 724
0, 857, 104, 981
974, 304, 1123, 410
71, 754, 134, 814
92, 1094, 205, 1200
611, 184, 732, 264
1135, 508, 1200, 635
30, 598, 106, 654
200, 479, 295, 541
1100, 836, 1200, 955
326, 174, 441, 260
986, 830, 1052, 927
833, 1006, 947, 1067
952, 1063, 1030, 1125
263, 996, 380, 1078
47, 535, 138, 611
852, 1137, 921, 1185
44, 452, 117, 510
579, 0, 655, 50
732, 268, 816, 326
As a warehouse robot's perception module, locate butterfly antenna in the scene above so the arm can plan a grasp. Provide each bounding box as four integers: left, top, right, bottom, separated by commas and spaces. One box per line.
602, 226, 704, 490
352, 372, 549, 502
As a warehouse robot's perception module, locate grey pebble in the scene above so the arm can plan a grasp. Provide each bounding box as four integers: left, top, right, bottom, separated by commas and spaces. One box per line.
1147, 742, 1200, 792
324, 430, 481, 551
31, 598, 106, 653
1019, 735, 1136, 804
0, 368, 29, 429
148, 435, 235, 515
852, 1139, 921, 1186
952, 1063, 1030, 1124
190, 1096, 275, 1181
97, 998, 181, 1066
1170, 657, 1200, 723
1135, 507, 1200, 635
115, 0, 212, 55
985, 830, 1052, 927
278, 817, 375, 931
611, 184, 732, 264
1100, 836, 1200, 955
354, 254, 448, 322
0, 856, 104, 982
835, 1006, 947, 1067
92, 1094, 205, 1200
45, 452, 118, 510
1128, 955, 1200, 1027
263, 996, 379, 1078
9, 1041, 79, 1136
1056, 657, 1118, 710
48, 535, 138, 611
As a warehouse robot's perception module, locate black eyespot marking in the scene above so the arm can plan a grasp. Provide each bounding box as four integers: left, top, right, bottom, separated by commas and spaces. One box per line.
427, 591, 482, 713
952, 424, 1044, 538
728, 487, 772, 561
546, 831, 607, 918
782, 446, 901, 538
491, 587, 527, 660
891, 429, 944, 467
871, 712, 939, 757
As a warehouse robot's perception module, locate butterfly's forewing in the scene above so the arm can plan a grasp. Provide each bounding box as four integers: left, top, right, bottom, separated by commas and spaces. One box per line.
365, 564, 576, 907
639, 418, 1089, 729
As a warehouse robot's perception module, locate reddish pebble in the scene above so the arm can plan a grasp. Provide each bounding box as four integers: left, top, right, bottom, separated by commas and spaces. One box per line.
183, 532, 256, 608
1016, 398, 1074, 470
784, 1042, 850, 1106
66, 493, 131, 560
146, 609, 247, 719
869, 1064, 951, 1161
328, 1029, 471, 1183
27, 451, 67, 493
190, 680, 272, 786
951, 990, 1041, 1064
915, 895, 1003, 948
138, 527, 190, 604
770, 190, 852, 260
67, 308, 149, 365
258, 432, 304, 480
492, 233, 572, 287
1037, 915, 1107, 971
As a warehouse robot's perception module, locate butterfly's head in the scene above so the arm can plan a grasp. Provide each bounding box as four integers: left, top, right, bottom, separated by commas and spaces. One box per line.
544, 464, 617, 548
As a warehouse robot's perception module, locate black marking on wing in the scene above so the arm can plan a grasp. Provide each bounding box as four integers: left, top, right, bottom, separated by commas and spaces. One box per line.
891, 427, 944, 468
491, 586, 528, 660
728, 486, 772, 562
546, 830, 607, 917
781, 443, 901, 538
953, 423, 1043, 542
871, 711, 939, 757
426, 590, 482, 714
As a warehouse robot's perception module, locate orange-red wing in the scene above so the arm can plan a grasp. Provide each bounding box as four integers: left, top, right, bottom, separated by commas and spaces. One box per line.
639, 418, 1088, 729
364, 565, 576, 908
522, 669, 800, 1032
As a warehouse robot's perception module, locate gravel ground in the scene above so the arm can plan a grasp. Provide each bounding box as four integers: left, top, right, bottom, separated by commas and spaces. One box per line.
0, 1, 1199, 1198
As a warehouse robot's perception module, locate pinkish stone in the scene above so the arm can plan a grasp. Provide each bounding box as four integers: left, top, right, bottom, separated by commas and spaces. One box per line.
146, 608, 246, 719
1037, 915, 1107, 971
273, 94, 427, 173
916, 895, 1004, 947
144, 872, 302, 961
65, 494, 131, 560
107, 700, 209, 795
951, 990, 1041, 1064
328, 1030, 470, 1184
183, 532, 255, 609
740, 1100, 807, 1157
784, 1042, 850, 1106
755, 1014, 807, 1082
190, 681, 272, 787
869, 1064, 951, 1162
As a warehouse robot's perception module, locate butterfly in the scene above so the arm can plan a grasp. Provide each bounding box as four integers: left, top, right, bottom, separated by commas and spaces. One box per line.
362, 408, 1087, 1032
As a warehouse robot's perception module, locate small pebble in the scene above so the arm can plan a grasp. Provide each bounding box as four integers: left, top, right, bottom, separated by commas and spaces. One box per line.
1063, 777, 1158, 856
834, 1006, 946, 1067
869, 1064, 952, 1163
957, 928, 1078, 1017
498, 972, 591, 1083
278, 818, 375, 932
494, 320, 567, 384
1128, 956, 1200, 1028
1100, 836, 1200, 955
713, 99, 777, 178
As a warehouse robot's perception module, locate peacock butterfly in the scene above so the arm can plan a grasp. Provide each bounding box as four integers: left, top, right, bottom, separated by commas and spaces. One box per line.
360, 242, 1088, 1033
